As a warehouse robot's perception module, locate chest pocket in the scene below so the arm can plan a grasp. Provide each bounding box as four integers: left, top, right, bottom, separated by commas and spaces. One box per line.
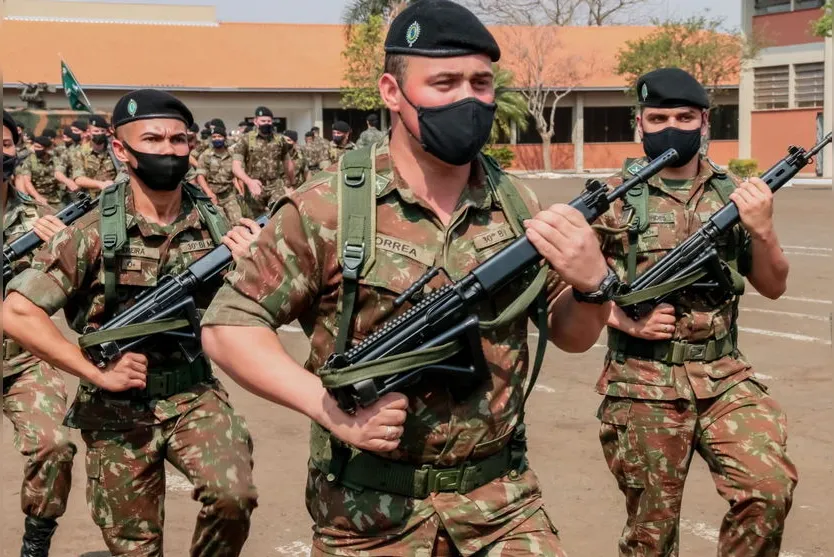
116, 243, 161, 288
473, 223, 516, 263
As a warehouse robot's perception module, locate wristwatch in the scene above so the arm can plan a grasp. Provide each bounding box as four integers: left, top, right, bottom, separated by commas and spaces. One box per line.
572, 267, 619, 304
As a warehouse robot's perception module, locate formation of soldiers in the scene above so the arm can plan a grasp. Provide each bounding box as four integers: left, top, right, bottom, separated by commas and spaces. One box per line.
2, 1, 799, 556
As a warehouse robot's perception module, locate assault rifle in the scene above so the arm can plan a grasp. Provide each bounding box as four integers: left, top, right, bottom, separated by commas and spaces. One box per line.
3, 192, 96, 283
80, 214, 269, 366
324, 148, 681, 413
615, 133, 833, 320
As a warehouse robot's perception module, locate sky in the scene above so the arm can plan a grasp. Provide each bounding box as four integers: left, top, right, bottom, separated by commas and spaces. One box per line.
56, 0, 743, 29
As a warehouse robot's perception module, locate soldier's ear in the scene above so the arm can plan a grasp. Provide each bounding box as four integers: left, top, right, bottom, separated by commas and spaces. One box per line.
110, 138, 131, 165
379, 73, 402, 113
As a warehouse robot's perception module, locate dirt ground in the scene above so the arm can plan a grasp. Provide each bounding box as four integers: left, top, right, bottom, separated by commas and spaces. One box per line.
3, 179, 833, 557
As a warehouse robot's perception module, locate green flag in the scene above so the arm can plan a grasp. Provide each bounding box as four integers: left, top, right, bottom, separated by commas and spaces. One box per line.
61, 60, 93, 113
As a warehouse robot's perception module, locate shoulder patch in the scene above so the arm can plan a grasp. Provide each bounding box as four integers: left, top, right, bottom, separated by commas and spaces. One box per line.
626, 160, 647, 176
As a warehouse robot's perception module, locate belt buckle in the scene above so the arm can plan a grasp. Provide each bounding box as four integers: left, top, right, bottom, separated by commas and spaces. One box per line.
428, 468, 462, 493
689, 343, 706, 360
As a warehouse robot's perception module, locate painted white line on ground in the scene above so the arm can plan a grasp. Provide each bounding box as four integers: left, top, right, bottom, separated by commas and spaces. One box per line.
680, 519, 804, 556
738, 327, 830, 345
278, 325, 304, 333
748, 293, 832, 305
165, 471, 192, 493
783, 251, 831, 258
782, 245, 833, 252
754, 373, 774, 380
534, 384, 556, 393
740, 307, 830, 321
274, 540, 311, 556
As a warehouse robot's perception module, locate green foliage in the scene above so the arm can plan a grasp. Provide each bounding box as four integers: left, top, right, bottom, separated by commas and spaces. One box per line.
812, 1, 832, 38
728, 158, 759, 178
340, 14, 387, 111
616, 16, 759, 102
491, 64, 529, 144
482, 145, 516, 168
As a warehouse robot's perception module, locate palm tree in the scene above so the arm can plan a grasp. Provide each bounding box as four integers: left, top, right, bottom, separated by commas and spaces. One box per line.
491, 64, 529, 144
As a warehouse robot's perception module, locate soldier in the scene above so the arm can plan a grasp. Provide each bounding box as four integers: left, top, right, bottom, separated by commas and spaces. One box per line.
594, 68, 797, 556
355, 113, 386, 149
326, 120, 355, 165
15, 135, 68, 210
197, 126, 242, 223
201, 2, 614, 555
3, 89, 260, 557
231, 106, 295, 216
3, 111, 77, 557
281, 130, 309, 187
72, 115, 118, 198
305, 125, 330, 173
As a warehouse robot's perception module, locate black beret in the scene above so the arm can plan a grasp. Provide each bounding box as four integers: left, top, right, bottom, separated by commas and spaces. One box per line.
211, 126, 227, 137
367, 113, 380, 126
41, 128, 58, 139
209, 118, 225, 128
3, 111, 20, 144
238, 120, 247, 127
89, 115, 109, 129
71, 119, 88, 131
332, 121, 351, 133
63, 125, 74, 135
637, 67, 710, 110
283, 130, 298, 142
254, 106, 273, 118
33, 136, 52, 148
112, 89, 194, 129
385, 0, 500, 62
304, 131, 314, 138
189, 123, 199, 133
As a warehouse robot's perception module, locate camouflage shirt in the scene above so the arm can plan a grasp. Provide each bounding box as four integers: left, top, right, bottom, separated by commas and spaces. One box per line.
197, 147, 235, 195
192, 138, 210, 161
231, 130, 292, 183
202, 141, 566, 548
71, 145, 117, 183
17, 152, 67, 206
327, 140, 356, 166
7, 186, 229, 430
305, 136, 331, 171
284, 145, 308, 188
3, 191, 49, 378
595, 156, 754, 401
355, 127, 386, 149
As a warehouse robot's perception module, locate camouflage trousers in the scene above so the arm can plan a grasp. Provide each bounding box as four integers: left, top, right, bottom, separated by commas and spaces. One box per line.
81, 388, 258, 557
307, 467, 566, 557
246, 179, 285, 217
213, 189, 243, 226
2, 361, 76, 519
598, 379, 798, 557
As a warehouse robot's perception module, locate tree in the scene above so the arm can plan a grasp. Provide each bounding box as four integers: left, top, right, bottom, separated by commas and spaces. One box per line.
340, 14, 387, 110
501, 27, 590, 171
463, 0, 646, 25
616, 15, 761, 103
811, 1, 832, 38
491, 64, 529, 144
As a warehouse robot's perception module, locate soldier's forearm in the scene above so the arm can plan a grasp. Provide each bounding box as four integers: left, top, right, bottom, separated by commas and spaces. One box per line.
547, 288, 608, 352
55, 172, 78, 191
2, 293, 105, 385
74, 176, 104, 190
232, 162, 251, 185
747, 229, 789, 300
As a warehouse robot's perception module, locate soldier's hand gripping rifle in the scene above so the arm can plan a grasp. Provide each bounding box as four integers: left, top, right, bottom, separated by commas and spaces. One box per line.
614, 133, 833, 320
323, 149, 680, 413
3, 192, 97, 283
79, 215, 269, 366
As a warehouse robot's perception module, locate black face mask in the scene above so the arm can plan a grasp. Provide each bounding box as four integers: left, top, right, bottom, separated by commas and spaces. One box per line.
3, 153, 17, 182
258, 124, 273, 137
123, 141, 190, 191
401, 90, 496, 166
92, 133, 108, 146
35, 150, 49, 160
332, 133, 345, 145
642, 127, 703, 167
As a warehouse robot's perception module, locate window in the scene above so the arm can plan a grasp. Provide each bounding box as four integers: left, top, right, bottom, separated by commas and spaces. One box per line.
584, 106, 633, 143
754, 0, 791, 14
709, 105, 739, 140
754, 66, 789, 109
794, 0, 824, 9
517, 107, 572, 144
795, 63, 824, 108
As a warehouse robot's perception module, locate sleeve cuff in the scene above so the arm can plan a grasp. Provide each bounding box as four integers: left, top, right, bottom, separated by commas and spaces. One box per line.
201, 284, 279, 330
6, 268, 68, 316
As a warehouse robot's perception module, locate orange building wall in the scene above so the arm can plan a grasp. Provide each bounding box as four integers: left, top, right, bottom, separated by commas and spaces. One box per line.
751, 109, 821, 171
752, 8, 825, 47
507, 144, 574, 171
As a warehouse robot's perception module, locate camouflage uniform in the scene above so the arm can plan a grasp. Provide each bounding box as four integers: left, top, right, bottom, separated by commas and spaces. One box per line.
355, 127, 386, 150
193, 138, 210, 161
327, 140, 356, 167
203, 141, 568, 556
284, 145, 308, 191
305, 136, 331, 173
71, 145, 118, 199
3, 191, 77, 524
231, 129, 292, 215
16, 152, 67, 210
594, 156, 798, 557
197, 147, 242, 224
7, 187, 258, 557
